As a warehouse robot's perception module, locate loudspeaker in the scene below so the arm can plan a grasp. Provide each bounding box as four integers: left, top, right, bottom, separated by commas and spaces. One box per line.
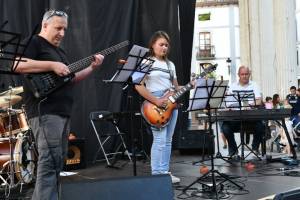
59, 174, 173, 200
274, 188, 300, 200
178, 130, 214, 153
64, 138, 86, 170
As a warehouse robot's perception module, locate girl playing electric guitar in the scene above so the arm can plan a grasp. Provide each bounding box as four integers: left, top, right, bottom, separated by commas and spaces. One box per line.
135, 31, 181, 183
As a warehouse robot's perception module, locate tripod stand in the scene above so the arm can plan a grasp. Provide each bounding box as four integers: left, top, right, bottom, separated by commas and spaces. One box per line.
213, 109, 233, 164
134, 102, 151, 162
182, 78, 243, 199
104, 44, 153, 175
192, 81, 232, 165
225, 90, 261, 160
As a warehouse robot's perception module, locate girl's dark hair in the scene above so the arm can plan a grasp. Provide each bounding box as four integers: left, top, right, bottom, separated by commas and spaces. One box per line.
148, 30, 170, 60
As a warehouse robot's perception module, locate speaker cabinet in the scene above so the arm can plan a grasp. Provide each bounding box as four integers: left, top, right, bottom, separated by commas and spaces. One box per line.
178, 129, 214, 154
274, 188, 300, 200
59, 174, 174, 200
64, 138, 86, 170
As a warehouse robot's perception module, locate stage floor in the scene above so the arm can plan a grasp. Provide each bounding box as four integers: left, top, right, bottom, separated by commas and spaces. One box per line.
1, 148, 300, 200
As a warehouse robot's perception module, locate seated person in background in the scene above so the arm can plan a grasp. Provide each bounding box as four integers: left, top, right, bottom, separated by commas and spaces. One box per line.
296, 88, 300, 98
285, 86, 297, 108
267, 93, 295, 154
290, 88, 300, 124
221, 66, 265, 157
272, 94, 283, 109
290, 89, 300, 151
265, 96, 272, 109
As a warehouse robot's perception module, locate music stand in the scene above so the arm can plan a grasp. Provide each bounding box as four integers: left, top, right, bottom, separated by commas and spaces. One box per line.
0, 25, 36, 72
224, 90, 261, 160
181, 78, 243, 199
104, 44, 154, 176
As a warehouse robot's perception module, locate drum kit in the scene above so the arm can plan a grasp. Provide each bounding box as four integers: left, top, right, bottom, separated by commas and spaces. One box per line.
0, 86, 36, 191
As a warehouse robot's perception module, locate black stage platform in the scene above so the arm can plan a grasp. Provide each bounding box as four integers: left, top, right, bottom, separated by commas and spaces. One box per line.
1, 149, 300, 200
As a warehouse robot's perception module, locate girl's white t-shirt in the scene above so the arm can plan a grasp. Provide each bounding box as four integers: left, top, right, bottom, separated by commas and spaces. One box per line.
144, 58, 177, 93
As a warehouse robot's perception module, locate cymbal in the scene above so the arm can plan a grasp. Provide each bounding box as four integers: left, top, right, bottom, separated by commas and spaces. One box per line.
0, 95, 22, 108
0, 86, 23, 96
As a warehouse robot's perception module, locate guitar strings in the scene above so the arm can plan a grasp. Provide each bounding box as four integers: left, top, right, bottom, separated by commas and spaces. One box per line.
38, 41, 129, 90
68, 41, 129, 73
69, 41, 127, 72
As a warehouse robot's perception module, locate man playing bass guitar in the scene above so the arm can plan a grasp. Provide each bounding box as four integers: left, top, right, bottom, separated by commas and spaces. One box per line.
14, 10, 104, 200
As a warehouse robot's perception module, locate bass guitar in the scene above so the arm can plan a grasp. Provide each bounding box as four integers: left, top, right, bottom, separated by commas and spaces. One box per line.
141, 64, 217, 128
25, 40, 129, 98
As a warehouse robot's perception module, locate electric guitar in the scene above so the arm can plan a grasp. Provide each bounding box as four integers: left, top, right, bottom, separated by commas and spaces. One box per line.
141, 64, 217, 128
25, 40, 129, 98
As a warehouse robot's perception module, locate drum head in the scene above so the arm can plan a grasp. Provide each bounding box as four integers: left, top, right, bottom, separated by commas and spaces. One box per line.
14, 133, 35, 184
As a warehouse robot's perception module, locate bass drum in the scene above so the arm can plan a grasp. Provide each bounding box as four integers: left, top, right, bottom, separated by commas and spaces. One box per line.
0, 138, 14, 171
14, 133, 36, 184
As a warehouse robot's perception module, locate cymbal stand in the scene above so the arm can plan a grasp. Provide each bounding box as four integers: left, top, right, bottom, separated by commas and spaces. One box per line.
4, 88, 18, 196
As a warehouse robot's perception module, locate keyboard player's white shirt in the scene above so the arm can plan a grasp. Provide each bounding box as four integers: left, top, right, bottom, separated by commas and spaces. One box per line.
226, 80, 261, 108
229, 80, 261, 98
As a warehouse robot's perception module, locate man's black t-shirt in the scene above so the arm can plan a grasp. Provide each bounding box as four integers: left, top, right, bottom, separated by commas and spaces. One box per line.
22, 35, 74, 118
286, 94, 298, 108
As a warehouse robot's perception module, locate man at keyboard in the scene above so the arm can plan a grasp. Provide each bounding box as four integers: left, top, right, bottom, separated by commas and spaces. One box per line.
221, 66, 264, 158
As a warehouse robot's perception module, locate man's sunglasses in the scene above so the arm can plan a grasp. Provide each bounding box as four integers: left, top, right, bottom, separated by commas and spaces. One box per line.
46, 10, 68, 20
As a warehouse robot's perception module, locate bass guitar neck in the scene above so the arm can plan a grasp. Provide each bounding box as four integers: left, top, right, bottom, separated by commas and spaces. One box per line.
25, 41, 129, 98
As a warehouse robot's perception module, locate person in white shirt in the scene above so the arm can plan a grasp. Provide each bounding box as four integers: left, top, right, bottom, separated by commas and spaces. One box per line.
135, 31, 181, 183
221, 66, 264, 157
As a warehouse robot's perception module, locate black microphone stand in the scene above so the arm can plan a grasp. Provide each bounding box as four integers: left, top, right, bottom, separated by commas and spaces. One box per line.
103, 45, 153, 176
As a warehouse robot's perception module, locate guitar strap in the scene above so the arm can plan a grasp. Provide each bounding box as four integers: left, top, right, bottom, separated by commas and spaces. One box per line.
148, 58, 174, 86
166, 60, 175, 89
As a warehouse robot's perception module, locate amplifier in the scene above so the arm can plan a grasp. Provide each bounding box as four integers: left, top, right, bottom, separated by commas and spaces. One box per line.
64, 138, 86, 170
177, 130, 214, 154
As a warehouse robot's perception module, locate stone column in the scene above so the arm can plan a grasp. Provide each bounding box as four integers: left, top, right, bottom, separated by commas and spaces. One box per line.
273, 0, 298, 97
239, 0, 297, 98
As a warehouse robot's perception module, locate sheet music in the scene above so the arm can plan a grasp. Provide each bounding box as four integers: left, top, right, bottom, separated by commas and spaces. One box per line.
108, 45, 150, 83
188, 78, 228, 111
224, 90, 255, 109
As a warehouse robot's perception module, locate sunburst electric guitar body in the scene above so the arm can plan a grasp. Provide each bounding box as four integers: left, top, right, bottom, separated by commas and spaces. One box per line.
141, 64, 217, 129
